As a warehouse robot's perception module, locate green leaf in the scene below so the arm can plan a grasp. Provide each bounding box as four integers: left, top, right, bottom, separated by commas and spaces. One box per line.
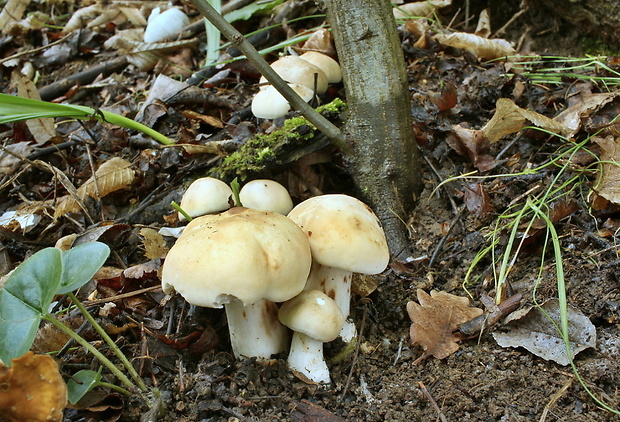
67, 369, 102, 404
58, 242, 110, 294
0, 248, 62, 365
224, 0, 284, 23
0, 290, 42, 365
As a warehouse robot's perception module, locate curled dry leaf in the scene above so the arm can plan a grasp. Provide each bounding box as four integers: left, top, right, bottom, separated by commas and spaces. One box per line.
17, 78, 55, 145
492, 299, 596, 366
393, 0, 452, 19
139, 228, 168, 260
0, 0, 31, 31
434, 32, 515, 61
0, 352, 68, 422
593, 135, 620, 205
446, 124, 497, 172
54, 157, 136, 218
482, 98, 571, 143
407, 289, 483, 361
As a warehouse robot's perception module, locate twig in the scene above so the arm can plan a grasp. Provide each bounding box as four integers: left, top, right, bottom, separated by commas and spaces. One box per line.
428, 206, 465, 268
83, 285, 162, 306
418, 381, 448, 422
339, 303, 368, 403
0, 34, 72, 65
188, 0, 348, 152
539, 377, 573, 422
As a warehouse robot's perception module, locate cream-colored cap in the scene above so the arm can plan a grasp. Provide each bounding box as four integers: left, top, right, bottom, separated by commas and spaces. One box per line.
251, 83, 313, 119
279, 290, 344, 342
287, 194, 389, 274
161, 207, 312, 307
239, 179, 293, 215
299, 52, 342, 84
178, 177, 232, 220
259, 56, 328, 94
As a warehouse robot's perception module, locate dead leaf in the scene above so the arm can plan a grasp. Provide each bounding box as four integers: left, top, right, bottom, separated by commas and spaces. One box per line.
291, 399, 346, 422
393, 0, 451, 19
17, 77, 56, 145
0, 142, 34, 175
434, 32, 515, 61
492, 299, 596, 366
407, 289, 483, 361
463, 182, 494, 218
54, 157, 136, 218
0, 0, 31, 31
139, 228, 168, 260
482, 98, 570, 143
181, 110, 224, 128
299, 28, 336, 57
0, 352, 68, 422
593, 136, 620, 205
447, 124, 497, 172
554, 91, 620, 137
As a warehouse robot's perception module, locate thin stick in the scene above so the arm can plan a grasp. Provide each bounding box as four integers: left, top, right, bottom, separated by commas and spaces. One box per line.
188, 0, 348, 152
418, 381, 448, 422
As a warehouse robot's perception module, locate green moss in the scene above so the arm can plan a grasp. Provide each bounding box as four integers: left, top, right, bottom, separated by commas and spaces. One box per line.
211, 98, 347, 181
582, 37, 620, 56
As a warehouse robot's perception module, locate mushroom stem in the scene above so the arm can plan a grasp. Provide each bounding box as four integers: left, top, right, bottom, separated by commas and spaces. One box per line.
225, 299, 290, 360
306, 262, 357, 342
288, 332, 331, 384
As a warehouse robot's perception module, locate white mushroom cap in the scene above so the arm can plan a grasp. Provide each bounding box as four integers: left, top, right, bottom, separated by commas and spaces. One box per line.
144, 7, 190, 43
279, 290, 344, 342
178, 177, 232, 221
299, 52, 342, 84
161, 207, 311, 307
259, 56, 328, 94
239, 179, 293, 215
287, 194, 389, 274
251, 84, 314, 119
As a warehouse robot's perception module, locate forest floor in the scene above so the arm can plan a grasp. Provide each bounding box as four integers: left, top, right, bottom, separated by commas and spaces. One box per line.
1, 0, 620, 421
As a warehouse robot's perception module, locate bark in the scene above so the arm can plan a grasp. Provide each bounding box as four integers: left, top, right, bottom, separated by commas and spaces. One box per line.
536, 0, 620, 47
322, 0, 422, 259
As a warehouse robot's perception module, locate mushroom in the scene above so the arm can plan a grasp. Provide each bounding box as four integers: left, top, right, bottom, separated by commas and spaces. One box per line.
239, 179, 293, 215
259, 56, 328, 95
287, 194, 389, 342
144, 7, 190, 43
251, 83, 314, 119
161, 207, 312, 359
278, 290, 344, 384
178, 177, 233, 221
299, 52, 342, 84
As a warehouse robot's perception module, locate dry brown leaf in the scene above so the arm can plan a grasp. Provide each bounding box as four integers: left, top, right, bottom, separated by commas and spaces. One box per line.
482, 98, 570, 143
446, 125, 497, 172
0, 352, 67, 422
407, 289, 483, 360
0, 0, 31, 31
554, 91, 620, 137
17, 77, 55, 145
393, 0, 451, 19
593, 135, 620, 205
463, 182, 494, 218
434, 32, 515, 61
54, 157, 136, 218
139, 227, 168, 260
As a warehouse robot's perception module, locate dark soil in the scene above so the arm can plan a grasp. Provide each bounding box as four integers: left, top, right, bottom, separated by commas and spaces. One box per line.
1, 1, 619, 421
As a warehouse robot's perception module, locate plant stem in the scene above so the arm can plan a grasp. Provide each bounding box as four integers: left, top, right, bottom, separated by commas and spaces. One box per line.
42, 313, 138, 392
68, 292, 149, 392
98, 380, 132, 396
188, 0, 348, 153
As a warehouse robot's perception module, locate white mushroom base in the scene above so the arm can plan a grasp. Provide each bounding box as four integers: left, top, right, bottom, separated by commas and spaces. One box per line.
287, 331, 331, 384
225, 299, 290, 360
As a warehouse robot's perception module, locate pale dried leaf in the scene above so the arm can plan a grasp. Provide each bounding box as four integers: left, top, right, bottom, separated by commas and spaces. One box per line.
0, 142, 34, 175
554, 91, 620, 137
17, 78, 55, 145
139, 228, 168, 260
393, 0, 451, 19
54, 157, 135, 217
492, 299, 596, 366
474, 9, 491, 38
0, 352, 67, 422
0, 0, 31, 31
123, 258, 161, 278
434, 32, 515, 61
407, 289, 483, 360
593, 135, 620, 205
62, 4, 127, 32
175, 143, 226, 155
482, 98, 570, 143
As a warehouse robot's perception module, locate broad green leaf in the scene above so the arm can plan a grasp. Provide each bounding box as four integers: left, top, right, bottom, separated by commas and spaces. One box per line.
67, 369, 102, 404
224, 0, 284, 23
58, 242, 110, 294
0, 290, 42, 365
2, 247, 62, 312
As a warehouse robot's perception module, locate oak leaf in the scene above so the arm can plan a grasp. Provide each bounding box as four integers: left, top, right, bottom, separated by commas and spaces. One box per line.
407, 290, 483, 361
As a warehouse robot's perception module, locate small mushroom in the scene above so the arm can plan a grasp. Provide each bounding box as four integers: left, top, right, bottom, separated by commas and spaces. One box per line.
287, 194, 389, 342
259, 56, 328, 94
251, 83, 314, 119
299, 52, 342, 84
144, 7, 190, 43
178, 177, 233, 221
278, 290, 344, 384
161, 207, 312, 359
239, 179, 293, 215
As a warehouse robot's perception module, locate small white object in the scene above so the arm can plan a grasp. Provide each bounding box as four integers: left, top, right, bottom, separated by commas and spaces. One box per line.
299, 52, 342, 83
251, 84, 313, 119
239, 179, 293, 215
144, 7, 190, 43
259, 56, 328, 94
178, 177, 233, 221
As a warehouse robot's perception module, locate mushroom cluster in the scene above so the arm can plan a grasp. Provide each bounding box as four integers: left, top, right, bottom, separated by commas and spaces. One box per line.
251, 53, 342, 119
163, 178, 389, 384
